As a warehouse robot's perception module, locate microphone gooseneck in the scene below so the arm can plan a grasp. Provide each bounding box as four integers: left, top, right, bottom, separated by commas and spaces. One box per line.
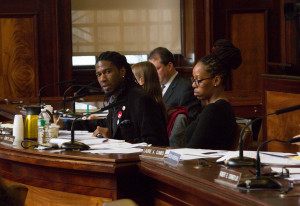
74, 81, 99, 96
60, 116, 90, 150
227, 104, 300, 167
38, 79, 76, 104
60, 99, 126, 150
61, 84, 102, 113
238, 137, 300, 189
275, 104, 300, 115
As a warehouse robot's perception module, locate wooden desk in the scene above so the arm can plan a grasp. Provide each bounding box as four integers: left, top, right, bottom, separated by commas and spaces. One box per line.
0, 144, 147, 205
139, 157, 299, 206
1, 142, 300, 206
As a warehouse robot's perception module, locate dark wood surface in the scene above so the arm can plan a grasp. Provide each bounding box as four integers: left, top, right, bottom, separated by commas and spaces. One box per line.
139, 156, 299, 206
0, 140, 299, 205
0, 143, 148, 205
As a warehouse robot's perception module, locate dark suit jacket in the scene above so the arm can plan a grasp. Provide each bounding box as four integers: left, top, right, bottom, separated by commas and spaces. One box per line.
107, 85, 169, 146
163, 74, 202, 121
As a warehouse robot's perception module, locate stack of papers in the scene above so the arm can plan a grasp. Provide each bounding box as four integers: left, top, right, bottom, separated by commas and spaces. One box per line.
217, 151, 300, 166
48, 130, 147, 154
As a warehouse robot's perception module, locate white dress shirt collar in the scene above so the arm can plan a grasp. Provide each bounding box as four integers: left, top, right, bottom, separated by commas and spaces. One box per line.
162, 72, 178, 96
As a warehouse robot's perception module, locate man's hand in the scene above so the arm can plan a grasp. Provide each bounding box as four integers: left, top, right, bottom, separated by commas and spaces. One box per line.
93, 126, 111, 138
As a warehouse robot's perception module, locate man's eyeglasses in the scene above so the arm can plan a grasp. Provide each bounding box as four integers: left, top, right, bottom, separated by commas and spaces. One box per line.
190, 77, 214, 86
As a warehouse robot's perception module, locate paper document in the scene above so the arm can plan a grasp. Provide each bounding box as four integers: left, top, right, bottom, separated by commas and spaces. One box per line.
271, 167, 300, 174
89, 142, 146, 150
218, 151, 300, 166
166, 148, 227, 160
81, 148, 143, 154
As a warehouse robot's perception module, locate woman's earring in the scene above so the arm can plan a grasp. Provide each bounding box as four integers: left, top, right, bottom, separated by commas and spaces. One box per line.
214, 84, 217, 87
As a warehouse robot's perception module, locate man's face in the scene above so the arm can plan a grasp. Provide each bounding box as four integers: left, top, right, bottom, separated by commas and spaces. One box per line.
149, 56, 171, 85
95, 60, 125, 97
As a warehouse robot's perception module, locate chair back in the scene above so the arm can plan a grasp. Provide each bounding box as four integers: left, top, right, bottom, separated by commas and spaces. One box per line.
232, 124, 253, 150
167, 106, 189, 147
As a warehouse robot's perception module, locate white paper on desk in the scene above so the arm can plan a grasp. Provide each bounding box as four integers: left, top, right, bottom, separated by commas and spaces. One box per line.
50, 137, 124, 146
82, 148, 143, 154
217, 151, 300, 165
50, 138, 70, 146
93, 111, 108, 117
271, 167, 300, 174
58, 130, 94, 140
287, 175, 300, 181
166, 148, 227, 160
89, 142, 147, 150
261, 151, 296, 157
78, 138, 111, 145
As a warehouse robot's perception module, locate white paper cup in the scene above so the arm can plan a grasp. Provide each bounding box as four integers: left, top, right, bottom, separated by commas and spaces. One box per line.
13, 115, 24, 146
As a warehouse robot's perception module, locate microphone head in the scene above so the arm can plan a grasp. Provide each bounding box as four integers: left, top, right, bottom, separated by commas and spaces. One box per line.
289, 136, 300, 143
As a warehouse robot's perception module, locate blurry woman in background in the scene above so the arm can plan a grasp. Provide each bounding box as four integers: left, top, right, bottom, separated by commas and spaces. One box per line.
132, 61, 167, 121
185, 39, 242, 149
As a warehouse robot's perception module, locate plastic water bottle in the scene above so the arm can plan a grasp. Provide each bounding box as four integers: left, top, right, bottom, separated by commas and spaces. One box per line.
37, 108, 51, 145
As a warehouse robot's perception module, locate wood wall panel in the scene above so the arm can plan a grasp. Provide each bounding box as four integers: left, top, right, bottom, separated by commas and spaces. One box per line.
230, 11, 266, 91
263, 75, 300, 152
0, 0, 72, 99
265, 90, 300, 152
0, 17, 37, 99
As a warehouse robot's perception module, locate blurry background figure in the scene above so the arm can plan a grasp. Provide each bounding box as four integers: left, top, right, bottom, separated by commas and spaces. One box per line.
132, 61, 187, 147
132, 61, 167, 121
149, 47, 202, 122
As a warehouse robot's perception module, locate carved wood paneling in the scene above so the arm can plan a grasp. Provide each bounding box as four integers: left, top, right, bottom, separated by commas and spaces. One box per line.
0, 17, 37, 99
0, 0, 72, 99
229, 11, 267, 92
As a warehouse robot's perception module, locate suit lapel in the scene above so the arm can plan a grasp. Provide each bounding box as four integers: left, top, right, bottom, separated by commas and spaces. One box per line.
163, 74, 180, 102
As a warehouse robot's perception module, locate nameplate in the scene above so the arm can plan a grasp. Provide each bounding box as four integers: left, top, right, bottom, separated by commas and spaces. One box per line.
0, 135, 15, 145
215, 168, 241, 187
141, 147, 166, 159
164, 151, 181, 167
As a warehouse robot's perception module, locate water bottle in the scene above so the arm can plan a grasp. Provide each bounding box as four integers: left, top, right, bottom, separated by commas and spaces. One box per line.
37, 108, 51, 146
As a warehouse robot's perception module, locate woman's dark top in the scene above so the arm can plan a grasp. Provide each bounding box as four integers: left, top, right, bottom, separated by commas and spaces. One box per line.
185, 99, 237, 150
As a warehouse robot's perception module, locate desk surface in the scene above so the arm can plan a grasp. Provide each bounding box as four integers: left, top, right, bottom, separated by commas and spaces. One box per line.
1, 143, 300, 205
139, 156, 299, 206
0, 144, 146, 205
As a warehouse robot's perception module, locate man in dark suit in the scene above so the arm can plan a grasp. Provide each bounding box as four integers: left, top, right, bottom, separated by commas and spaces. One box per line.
149, 47, 202, 121
93, 51, 169, 146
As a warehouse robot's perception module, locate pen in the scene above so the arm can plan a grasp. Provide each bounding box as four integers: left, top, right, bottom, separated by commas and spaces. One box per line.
86, 104, 89, 118
102, 138, 109, 143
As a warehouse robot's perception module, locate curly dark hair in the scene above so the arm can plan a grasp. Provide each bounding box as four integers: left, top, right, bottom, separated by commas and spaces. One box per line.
198, 39, 242, 85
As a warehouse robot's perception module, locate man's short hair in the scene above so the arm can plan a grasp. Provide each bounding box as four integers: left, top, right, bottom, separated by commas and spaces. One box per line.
149, 47, 175, 66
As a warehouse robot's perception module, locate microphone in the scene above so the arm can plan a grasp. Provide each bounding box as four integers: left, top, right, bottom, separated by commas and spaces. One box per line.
238, 137, 300, 189
38, 79, 76, 104
71, 82, 102, 113
59, 84, 102, 115
274, 104, 300, 115
74, 81, 99, 96
227, 104, 300, 167
61, 100, 126, 150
